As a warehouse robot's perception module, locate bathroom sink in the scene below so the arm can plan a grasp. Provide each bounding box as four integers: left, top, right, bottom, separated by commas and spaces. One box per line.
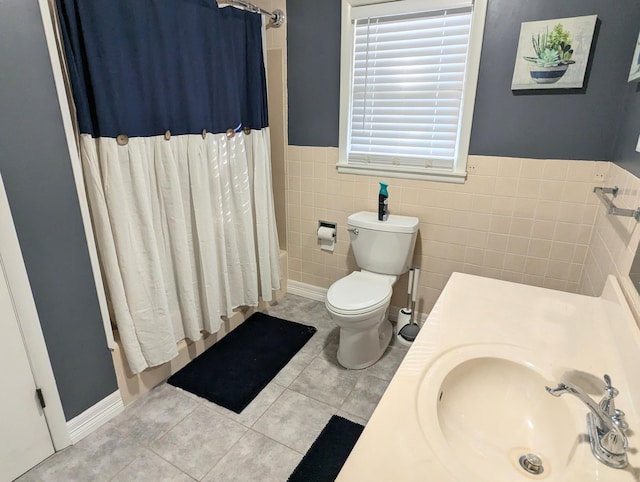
417, 346, 581, 481
336, 274, 640, 482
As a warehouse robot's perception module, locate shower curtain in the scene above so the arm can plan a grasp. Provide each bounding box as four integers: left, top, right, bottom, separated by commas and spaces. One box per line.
57, 0, 281, 374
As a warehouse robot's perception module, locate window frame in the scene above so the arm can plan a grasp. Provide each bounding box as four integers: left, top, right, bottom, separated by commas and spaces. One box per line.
337, 0, 488, 183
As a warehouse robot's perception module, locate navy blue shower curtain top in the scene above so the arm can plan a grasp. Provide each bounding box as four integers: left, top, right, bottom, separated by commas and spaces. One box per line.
57, 0, 268, 138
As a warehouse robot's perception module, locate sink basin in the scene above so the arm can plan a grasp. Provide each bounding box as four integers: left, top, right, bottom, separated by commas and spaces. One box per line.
417, 346, 583, 481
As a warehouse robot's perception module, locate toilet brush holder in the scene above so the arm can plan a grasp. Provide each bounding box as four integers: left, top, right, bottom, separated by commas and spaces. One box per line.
396, 308, 412, 336
395, 268, 414, 345
397, 267, 421, 345
395, 308, 414, 346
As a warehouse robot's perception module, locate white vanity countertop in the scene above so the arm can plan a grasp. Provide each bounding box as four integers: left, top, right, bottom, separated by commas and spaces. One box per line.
337, 273, 640, 482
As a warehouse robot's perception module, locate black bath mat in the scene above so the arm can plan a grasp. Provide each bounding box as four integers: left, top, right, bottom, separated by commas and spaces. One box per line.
288, 416, 364, 482
167, 312, 316, 413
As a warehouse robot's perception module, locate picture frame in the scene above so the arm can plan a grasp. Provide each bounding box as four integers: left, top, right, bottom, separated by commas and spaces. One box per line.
628, 32, 640, 82
511, 15, 597, 90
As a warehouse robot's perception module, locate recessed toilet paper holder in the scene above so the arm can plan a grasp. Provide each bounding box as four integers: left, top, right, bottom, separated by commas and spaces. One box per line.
317, 221, 337, 252
318, 220, 337, 241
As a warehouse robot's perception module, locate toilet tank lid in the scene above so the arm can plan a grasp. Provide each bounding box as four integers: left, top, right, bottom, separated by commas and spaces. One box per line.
348, 211, 419, 233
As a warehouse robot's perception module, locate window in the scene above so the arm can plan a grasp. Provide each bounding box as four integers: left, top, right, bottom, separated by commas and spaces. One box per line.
338, 0, 487, 183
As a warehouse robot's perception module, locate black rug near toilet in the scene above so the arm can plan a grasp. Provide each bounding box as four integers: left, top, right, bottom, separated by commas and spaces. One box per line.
288, 415, 364, 482
167, 312, 316, 413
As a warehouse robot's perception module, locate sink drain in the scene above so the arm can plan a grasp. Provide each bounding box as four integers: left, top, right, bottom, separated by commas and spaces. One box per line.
519, 453, 544, 475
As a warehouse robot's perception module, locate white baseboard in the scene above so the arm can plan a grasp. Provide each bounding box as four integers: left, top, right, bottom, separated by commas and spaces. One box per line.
287, 280, 429, 324
287, 280, 327, 302
67, 391, 124, 444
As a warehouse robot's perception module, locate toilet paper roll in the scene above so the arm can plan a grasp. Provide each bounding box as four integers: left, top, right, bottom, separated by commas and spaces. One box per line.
317, 226, 335, 241
317, 226, 336, 252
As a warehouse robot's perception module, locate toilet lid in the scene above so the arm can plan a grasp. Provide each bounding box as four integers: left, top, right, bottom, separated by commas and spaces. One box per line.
326, 272, 392, 313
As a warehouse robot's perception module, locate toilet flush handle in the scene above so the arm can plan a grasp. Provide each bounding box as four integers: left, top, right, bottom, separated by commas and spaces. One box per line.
347, 227, 359, 235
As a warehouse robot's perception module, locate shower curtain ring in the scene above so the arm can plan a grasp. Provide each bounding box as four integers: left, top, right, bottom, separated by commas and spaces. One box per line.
243, 126, 251, 135
164, 130, 171, 140
116, 134, 129, 146
226, 128, 235, 139
202, 129, 207, 139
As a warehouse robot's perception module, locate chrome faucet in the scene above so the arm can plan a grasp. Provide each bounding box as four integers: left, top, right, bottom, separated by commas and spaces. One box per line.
546, 374, 628, 469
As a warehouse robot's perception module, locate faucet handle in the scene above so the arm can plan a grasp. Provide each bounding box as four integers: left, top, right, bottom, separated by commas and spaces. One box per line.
604, 374, 619, 398
600, 374, 619, 416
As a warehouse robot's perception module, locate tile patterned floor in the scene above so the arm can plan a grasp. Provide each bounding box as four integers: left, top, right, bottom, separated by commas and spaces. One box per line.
18, 294, 409, 482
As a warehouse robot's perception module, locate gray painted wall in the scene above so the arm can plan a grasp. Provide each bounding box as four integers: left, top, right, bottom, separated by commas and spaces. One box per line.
612, 83, 640, 176
469, 0, 640, 160
287, 0, 640, 162
0, 0, 117, 420
287, 0, 341, 147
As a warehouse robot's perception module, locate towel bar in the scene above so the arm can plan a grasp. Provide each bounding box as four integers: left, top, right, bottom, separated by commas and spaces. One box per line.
593, 186, 640, 221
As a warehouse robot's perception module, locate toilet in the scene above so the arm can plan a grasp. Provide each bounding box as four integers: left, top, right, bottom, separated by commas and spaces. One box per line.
325, 211, 419, 369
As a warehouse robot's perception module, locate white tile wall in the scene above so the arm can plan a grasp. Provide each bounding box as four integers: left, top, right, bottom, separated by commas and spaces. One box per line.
286, 149, 608, 312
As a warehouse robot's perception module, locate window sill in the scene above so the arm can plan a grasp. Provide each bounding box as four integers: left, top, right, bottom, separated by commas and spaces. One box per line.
336, 163, 467, 184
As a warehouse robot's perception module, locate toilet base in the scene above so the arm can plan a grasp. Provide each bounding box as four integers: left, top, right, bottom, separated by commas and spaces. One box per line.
337, 319, 393, 369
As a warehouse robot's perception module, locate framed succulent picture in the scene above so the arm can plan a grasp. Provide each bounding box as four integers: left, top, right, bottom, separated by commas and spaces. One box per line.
511, 15, 597, 90
628, 32, 640, 82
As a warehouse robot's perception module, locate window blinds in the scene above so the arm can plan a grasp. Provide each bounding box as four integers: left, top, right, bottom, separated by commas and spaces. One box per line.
349, 7, 473, 170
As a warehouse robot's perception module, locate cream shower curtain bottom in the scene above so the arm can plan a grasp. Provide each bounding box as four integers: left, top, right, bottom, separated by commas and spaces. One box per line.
80, 129, 281, 374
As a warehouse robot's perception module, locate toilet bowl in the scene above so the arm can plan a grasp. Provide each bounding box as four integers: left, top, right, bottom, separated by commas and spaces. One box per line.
325, 211, 419, 369
326, 271, 396, 369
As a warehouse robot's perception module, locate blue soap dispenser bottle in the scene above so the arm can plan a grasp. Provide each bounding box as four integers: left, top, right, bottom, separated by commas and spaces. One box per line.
378, 182, 389, 221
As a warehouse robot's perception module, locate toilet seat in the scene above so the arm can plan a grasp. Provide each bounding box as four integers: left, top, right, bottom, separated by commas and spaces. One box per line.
326, 271, 393, 316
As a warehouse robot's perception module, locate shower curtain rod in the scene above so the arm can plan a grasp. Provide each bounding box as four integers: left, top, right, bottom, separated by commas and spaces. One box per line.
225, 0, 285, 27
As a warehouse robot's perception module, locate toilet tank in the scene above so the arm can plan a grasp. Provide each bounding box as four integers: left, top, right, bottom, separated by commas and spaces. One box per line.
348, 211, 419, 275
